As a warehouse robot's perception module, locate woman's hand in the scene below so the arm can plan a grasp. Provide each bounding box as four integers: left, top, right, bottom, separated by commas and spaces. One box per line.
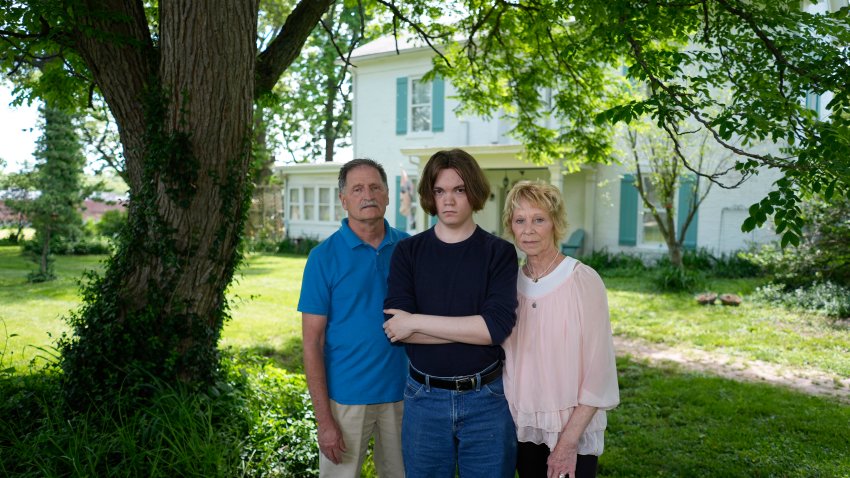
546, 438, 578, 478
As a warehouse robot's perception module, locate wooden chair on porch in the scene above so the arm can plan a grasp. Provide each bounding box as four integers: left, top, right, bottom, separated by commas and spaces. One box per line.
560, 228, 585, 257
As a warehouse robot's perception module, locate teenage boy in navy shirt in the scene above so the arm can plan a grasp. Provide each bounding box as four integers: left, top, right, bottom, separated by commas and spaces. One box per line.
384, 149, 518, 477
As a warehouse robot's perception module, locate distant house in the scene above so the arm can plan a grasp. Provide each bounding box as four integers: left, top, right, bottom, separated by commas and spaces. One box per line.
0, 191, 126, 226
82, 193, 126, 222
278, 36, 779, 257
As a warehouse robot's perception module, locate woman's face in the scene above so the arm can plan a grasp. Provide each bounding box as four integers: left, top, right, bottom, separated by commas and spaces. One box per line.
510, 199, 556, 257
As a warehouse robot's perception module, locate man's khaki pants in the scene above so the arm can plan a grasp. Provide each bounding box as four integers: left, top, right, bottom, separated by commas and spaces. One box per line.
319, 400, 405, 478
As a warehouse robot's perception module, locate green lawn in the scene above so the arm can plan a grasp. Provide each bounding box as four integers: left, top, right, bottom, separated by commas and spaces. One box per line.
3, 245, 848, 381
606, 276, 850, 377
1, 245, 849, 476
0, 246, 310, 372
606, 357, 850, 477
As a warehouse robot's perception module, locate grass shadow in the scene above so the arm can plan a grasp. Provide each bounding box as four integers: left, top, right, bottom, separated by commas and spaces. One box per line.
601, 356, 850, 477
229, 335, 304, 373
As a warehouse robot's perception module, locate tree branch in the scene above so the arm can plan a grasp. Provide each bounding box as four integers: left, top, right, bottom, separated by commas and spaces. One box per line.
713, 0, 822, 87
623, 28, 797, 179
374, 0, 452, 67
255, 0, 336, 97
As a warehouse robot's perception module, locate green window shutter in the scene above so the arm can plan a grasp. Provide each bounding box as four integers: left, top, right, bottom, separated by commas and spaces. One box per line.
395, 175, 407, 232
430, 215, 437, 227
677, 175, 698, 250
432, 76, 445, 132
396, 77, 408, 135
618, 174, 638, 246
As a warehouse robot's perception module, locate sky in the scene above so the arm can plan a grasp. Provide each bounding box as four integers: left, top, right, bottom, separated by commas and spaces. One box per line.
0, 83, 40, 174
0, 81, 354, 174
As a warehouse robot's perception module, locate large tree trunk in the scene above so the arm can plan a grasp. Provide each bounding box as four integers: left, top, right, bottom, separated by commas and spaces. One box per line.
59, 0, 333, 408
60, 1, 259, 404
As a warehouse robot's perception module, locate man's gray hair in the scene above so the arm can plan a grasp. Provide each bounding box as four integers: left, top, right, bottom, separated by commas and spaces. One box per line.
338, 158, 388, 192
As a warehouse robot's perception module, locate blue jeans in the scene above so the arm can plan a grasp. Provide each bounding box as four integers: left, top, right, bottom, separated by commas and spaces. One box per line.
401, 374, 517, 477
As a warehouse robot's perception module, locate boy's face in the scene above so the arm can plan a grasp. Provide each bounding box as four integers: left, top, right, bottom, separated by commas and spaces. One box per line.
433, 168, 473, 228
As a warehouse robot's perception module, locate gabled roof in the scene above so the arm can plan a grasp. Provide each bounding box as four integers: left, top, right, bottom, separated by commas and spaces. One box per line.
349, 35, 440, 62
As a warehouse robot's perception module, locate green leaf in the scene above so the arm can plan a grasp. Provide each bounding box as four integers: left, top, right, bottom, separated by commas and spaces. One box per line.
748, 203, 761, 216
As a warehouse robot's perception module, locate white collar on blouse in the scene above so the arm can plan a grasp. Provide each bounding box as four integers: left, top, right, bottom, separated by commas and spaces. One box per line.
518, 255, 578, 298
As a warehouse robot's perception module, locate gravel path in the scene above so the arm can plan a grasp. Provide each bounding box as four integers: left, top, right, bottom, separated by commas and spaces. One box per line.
614, 335, 850, 403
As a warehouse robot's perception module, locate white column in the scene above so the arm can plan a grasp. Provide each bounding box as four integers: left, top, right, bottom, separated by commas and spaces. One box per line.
583, 167, 597, 254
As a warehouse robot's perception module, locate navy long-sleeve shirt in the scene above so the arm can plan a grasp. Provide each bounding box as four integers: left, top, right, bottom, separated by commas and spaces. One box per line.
385, 226, 518, 376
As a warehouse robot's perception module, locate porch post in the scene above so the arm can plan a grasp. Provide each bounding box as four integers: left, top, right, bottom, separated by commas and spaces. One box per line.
584, 167, 597, 254
548, 164, 563, 192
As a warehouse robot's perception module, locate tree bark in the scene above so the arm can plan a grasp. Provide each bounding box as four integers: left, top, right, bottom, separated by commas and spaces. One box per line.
59, 1, 332, 404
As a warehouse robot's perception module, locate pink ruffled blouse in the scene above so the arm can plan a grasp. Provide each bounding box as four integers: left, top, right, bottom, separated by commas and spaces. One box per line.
503, 257, 620, 455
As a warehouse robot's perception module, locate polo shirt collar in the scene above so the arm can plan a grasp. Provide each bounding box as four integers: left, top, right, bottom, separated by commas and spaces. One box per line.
339, 218, 395, 250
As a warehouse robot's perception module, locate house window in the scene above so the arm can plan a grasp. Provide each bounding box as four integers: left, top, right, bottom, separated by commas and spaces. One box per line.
303, 187, 315, 221
619, 173, 698, 249
289, 186, 342, 223
396, 76, 444, 135
335, 191, 344, 221
318, 187, 332, 222
640, 178, 666, 245
288, 188, 301, 221
805, 91, 821, 117
410, 78, 432, 133
319, 187, 343, 222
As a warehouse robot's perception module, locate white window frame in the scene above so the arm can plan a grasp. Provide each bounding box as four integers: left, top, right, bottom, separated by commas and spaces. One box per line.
638, 176, 670, 248
288, 188, 302, 222
287, 184, 343, 224
409, 76, 433, 135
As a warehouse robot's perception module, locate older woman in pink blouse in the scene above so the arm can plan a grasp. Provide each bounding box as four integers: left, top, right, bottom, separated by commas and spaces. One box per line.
502, 181, 620, 478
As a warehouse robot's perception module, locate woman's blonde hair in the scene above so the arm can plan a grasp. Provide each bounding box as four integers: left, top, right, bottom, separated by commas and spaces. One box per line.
502, 180, 568, 246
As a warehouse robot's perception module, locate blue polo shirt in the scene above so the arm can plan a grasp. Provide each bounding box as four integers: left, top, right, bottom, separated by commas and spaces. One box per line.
298, 219, 409, 404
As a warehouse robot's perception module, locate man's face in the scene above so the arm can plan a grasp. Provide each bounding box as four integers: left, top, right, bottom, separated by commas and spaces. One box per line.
340, 165, 389, 223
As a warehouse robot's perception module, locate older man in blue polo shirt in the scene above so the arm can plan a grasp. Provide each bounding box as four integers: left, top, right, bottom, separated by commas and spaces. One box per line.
299, 158, 409, 477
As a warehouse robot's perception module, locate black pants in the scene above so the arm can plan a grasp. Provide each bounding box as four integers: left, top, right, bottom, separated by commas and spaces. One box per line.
516, 441, 598, 478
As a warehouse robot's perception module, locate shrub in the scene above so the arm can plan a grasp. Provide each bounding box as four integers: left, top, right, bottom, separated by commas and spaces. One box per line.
753, 282, 850, 319
653, 248, 762, 278
709, 251, 763, 278
651, 263, 705, 292
276, 236, 320, 256
240, 357, 319, 477
745, 195, 850, 288
579, 249, 646, 277
22, 235, 112, 256
0, 352, 320, 477
95, 210, 128, 241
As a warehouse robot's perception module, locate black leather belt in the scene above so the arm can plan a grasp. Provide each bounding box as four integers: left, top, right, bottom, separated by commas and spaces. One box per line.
409, 362, 502, 391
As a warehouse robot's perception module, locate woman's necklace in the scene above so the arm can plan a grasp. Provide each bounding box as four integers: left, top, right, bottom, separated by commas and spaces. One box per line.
526, 251, 560, 283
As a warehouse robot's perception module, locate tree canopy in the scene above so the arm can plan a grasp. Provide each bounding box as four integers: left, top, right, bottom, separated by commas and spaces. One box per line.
419, 0, 849, 245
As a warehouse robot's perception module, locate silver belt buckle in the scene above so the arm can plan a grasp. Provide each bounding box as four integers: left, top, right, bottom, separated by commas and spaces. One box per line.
456, 376, 476, 391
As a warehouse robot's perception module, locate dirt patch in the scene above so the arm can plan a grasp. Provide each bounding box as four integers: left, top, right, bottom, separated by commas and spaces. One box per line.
614, 335, 850, 403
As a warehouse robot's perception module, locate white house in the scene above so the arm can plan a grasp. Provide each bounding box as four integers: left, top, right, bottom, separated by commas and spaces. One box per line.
279, 35, 783, 257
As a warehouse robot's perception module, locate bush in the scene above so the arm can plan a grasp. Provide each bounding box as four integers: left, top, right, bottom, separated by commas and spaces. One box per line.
22, 235, 112, 256
709, 251, 763, 278
653, 248, 763, 278
239, 355, 319, 477
651, 263, 705, 292
276, 237, 321, 256
752, 281, 850, 319
0, 352, 320, 477
95, 210, 128, 241
579, 249, 647, 277
744, 195, 850, 288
